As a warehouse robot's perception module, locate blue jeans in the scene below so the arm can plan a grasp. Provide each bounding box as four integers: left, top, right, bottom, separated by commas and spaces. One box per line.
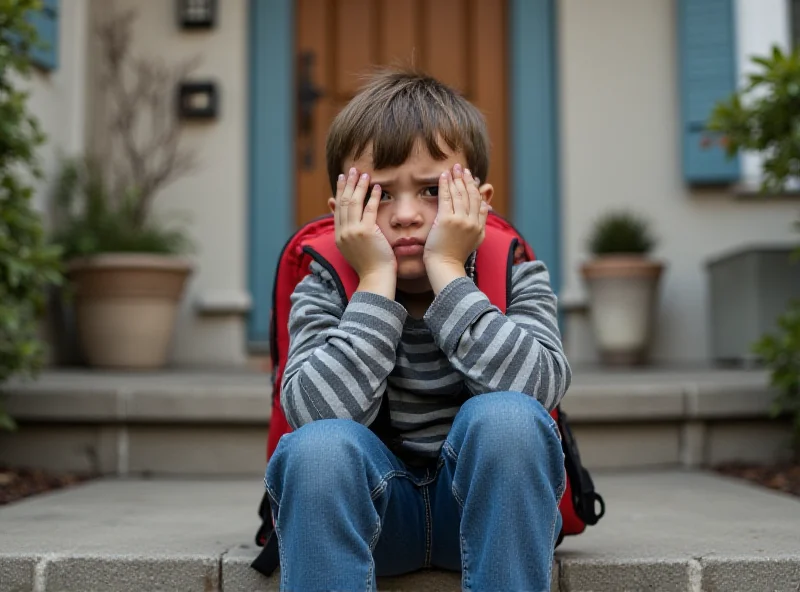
264, 391, 565, 592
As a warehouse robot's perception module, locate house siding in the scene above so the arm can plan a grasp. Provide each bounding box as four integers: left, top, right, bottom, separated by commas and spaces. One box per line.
559, 0, 799, 364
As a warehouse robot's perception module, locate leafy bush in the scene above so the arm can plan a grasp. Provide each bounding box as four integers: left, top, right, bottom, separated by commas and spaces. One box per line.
710, 46, 800, 460
752, 301, 800, 461
708, 45, 800, 194
0, 0, 64, 429
586, 210, 656, 256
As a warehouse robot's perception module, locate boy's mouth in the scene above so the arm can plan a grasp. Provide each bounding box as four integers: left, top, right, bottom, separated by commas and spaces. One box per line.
393, 237, 425, 257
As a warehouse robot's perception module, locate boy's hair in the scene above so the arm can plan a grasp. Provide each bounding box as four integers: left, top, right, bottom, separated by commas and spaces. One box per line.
325, 68, 490, 195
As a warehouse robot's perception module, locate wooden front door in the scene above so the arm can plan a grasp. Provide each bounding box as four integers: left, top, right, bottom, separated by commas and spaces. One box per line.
294, 0, 509, 226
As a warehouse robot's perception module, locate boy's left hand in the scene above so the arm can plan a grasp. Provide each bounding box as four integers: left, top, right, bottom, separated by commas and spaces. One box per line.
423, 164, 489, 292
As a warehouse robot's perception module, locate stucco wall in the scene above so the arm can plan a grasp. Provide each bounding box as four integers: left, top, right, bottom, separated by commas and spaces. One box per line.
559, 0, 800, 364
87, 0, 250, 366
27, 0, 89, 210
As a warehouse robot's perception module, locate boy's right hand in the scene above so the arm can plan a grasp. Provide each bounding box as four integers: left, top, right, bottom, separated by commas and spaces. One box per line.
335, 168, 397, 296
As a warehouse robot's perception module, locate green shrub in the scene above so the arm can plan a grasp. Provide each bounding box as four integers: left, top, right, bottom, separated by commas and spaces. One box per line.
0, 0, 64, 430
586, 210, 656, 256
708, 45, 800, 194
752, 301, 800, 461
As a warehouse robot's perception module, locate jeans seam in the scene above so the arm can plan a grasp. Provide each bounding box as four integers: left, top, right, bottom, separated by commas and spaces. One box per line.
265, 494, 288, 591
422, 485, 433, 568
460, 533, 471, 591
366, 515, 382, 592
370, 467, 430, 500
442, 441, 459, 463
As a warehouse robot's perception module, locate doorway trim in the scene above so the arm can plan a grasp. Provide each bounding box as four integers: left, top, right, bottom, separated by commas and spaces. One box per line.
510, 0, 561, 294
247, 0, 295, 348
247, 0, 561, 347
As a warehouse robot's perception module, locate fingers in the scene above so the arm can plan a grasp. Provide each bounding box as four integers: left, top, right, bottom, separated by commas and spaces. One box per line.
335, 173, 346, 228
362, 183, 381, 224
351, 172, 370, 224
338, 168, 357, 227
438, 170, 454, 216
464, 168, 482, 222
337, 168, 372, 227
478, 195, 490, 230
451, 164, 468, 216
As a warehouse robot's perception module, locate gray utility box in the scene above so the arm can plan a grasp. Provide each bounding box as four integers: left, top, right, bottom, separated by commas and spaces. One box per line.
707, 244, 800, 364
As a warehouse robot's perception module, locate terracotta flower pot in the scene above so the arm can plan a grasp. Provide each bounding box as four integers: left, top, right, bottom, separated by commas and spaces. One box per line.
580, 255, 664, 366
66, 253, 193, 369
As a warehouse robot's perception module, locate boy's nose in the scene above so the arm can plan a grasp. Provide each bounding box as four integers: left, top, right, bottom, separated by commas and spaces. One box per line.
391, 199, 423, 226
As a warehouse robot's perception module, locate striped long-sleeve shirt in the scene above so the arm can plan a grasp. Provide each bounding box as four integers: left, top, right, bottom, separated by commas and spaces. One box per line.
281, 259, 571, 461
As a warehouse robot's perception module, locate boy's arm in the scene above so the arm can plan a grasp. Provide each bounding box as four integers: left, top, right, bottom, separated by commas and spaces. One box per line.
280, 264, 407, 430
423, 260, 571, 411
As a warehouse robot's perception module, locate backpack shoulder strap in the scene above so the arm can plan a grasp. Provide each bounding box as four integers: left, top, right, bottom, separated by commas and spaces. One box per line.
303, 231, 359, 303
475, 213, 534, 314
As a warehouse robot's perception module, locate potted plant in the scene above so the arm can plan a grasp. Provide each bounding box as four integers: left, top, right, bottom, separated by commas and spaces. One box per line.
580, 210, 664, 366
0, 0, 63, 427
51, 9, 198, 369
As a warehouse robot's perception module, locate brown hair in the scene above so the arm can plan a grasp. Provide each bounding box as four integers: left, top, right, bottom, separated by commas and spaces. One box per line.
325, 68, 490, 194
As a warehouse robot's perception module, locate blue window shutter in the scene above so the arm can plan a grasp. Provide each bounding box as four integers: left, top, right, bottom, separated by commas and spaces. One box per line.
678, 0, 740, 184
28, 0, 59, 71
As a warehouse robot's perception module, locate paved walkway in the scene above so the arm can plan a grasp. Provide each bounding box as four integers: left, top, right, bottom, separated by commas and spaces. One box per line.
1, 469, 799, 591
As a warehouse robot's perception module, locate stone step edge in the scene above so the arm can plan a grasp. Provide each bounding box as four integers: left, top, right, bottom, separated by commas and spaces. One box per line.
3, 549, 799, 592
1, 378, 776, 425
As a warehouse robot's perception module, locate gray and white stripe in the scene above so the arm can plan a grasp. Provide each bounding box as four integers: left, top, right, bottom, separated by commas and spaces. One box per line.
281, 260, 571, 460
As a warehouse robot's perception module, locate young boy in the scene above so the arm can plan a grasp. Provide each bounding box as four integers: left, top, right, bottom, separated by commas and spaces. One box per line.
265, 69, 571, 591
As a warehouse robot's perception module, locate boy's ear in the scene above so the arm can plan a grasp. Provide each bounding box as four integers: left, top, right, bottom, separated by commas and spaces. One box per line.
479, 183, 494, 205
327, 196, 336, 213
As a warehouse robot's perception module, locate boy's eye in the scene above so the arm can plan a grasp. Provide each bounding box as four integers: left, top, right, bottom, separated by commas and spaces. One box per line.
364, 186, 392, 205
422, 186, 439, 198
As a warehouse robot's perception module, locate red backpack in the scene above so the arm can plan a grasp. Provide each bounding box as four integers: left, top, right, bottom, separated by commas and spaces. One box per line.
251, 212, 605, 577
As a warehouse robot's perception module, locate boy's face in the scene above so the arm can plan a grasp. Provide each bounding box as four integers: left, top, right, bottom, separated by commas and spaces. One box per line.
329, 139, 494, 292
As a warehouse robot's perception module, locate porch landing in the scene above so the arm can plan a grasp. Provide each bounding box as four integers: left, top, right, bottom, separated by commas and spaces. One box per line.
1, 469, 799, 591
0, 366, 793, 476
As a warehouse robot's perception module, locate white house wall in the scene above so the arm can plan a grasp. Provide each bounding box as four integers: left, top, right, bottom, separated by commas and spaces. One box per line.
87, 0, 250, 367
559, 0, 800, 364
28, 0, 89, 211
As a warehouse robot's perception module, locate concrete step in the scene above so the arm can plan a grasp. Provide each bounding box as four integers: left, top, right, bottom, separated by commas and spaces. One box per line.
0, 367, 794, 476
1, 470, 799, 591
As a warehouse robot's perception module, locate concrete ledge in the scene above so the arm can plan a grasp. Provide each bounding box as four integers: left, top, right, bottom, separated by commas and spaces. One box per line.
700, 557, 800, 591
1, 370, 270, 424
1, 471, 798, 591
0, 367, 777, 424
558, 558, 694, 592
0, 368, 790, 475
0, 554, 36, 592
43, 555, 220, 592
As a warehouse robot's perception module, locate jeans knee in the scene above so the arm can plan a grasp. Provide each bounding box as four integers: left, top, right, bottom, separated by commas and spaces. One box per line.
450, 392, 560, 461
266, 419, 379, 500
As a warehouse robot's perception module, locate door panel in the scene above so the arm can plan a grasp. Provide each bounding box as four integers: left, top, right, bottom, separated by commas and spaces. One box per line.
423, 0, 469, 92
295, 0, 508, 225
379, 0, 417, 64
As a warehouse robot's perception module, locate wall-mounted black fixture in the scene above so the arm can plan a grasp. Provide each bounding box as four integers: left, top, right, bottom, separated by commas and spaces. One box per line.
177, 0, 217, 29
178, 81, 218, 120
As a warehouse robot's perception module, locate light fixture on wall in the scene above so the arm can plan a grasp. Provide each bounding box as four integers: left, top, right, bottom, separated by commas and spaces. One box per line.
178, 81, 219, 120
177, 0, 217, 29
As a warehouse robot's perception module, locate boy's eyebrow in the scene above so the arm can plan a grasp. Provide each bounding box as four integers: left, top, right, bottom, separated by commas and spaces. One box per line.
371, 175, 442, 187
